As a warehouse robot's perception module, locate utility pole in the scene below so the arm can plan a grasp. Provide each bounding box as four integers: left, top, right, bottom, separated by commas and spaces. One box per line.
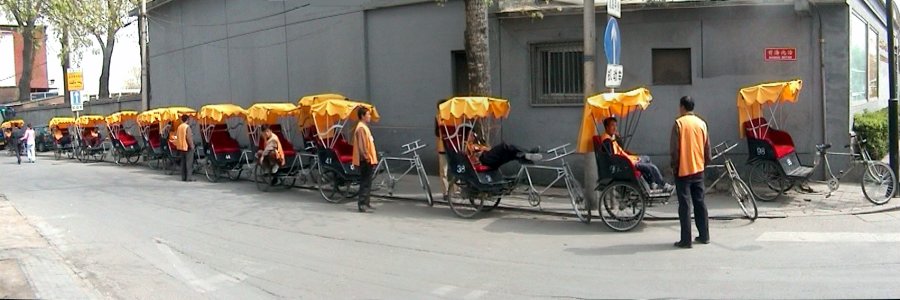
583, 0, 598, 207
140, 0, 150, 111
889, 0, 899, 193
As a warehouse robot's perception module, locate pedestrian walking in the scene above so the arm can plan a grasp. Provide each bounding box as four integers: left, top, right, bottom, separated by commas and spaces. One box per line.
172, 115, 195, 182
353, 106, 377, 213
435, 99, 450, 200
669, 96, 711, 249
20, 124, 35, 163
11, 124, 23, 164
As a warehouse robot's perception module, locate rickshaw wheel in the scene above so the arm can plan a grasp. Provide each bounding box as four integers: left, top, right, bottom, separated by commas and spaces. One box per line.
748, 160, 787, 202
54, 149, 61, 160
318, 168, 342, 203
227, 169, 242, 181
598, 182, 645, 232
205, 160, 220, 183
126, 153, 141, 164
254, 164, 274, 192
480, 197, 502, 212
447, 186, 484, 218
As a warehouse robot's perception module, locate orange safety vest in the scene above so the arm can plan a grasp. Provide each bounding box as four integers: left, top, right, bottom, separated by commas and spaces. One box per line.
352, 122, 377, 166
173, 123, 190, 151
599, 133, 639, 165
675, 113, 708, 177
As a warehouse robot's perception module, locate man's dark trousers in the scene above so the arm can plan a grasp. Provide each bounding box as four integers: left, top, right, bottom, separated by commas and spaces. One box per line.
358, 159, 374, 206
676, 174, 709, 244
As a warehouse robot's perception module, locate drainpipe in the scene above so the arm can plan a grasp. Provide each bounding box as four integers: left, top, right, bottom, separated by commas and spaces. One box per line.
814, 4, 828, 147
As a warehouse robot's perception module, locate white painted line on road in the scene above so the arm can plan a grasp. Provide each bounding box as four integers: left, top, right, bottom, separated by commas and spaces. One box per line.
758, 232, 900, 242
463, 290, 488, 299
432, 285, 458, 296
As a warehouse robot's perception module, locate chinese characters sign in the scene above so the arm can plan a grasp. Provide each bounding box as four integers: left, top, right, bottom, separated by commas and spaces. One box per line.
765, 48, 796, 61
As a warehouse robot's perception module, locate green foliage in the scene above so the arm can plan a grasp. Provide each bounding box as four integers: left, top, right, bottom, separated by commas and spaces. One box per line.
853, 108, 889, 160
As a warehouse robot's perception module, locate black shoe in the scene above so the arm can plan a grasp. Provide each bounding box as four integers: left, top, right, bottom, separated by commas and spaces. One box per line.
357, 203, 366, 213
673, 241, 692, 249
695, 237, 710, 244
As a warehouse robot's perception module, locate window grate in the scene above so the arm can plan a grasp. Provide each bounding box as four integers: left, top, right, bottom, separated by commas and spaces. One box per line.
532, 42, 584, 106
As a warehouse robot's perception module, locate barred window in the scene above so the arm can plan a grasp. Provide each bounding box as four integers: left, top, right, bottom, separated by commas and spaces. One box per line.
532, 42, 584, 106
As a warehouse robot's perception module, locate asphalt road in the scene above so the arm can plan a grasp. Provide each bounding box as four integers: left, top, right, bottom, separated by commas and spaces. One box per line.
1, 157, 899, 299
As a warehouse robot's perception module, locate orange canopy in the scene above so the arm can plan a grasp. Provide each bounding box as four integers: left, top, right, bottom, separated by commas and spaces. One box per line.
736, 80, 802, 137
576, 88, 653, 153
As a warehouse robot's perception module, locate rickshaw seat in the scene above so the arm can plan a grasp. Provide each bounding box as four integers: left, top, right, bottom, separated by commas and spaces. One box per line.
209, 125, 241, 154
116, 130, 138, 147
592, 136, 641, 180
742, 118, 796, 159
146, 126, 161, 149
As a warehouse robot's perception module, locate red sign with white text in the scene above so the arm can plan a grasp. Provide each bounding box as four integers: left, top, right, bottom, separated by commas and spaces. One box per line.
765, 48, 797, 61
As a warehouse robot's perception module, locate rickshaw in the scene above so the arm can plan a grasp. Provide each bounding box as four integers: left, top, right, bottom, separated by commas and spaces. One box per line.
137, 108, 167, 169
438, 97, 590, 218
198, 104, 254, 182
106, 111, 143, 165
48, 117, 76, 160
310, 99, 379, 203
247, 103, 311, 192
740, 80, 896, 204
158, 107, 200, 175
577, 88, 676, 231
2, 119, 24, 155
73, 115, 109, 162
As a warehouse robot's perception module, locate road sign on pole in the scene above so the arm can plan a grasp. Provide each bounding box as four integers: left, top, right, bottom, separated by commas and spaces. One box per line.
66, 70, 83, 91
70, 91, 83, 112
608, 0, 621, 18
604, 17, 621, 65
605, 64, 623, 88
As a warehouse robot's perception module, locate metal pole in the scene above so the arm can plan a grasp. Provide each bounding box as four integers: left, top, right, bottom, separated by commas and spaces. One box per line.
889, 0, 899, 192
140, 0, 149, 111
583, 0, 598, 206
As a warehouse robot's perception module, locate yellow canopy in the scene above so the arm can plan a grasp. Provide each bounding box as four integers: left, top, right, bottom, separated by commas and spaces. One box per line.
309, 99, 379, 136
247, 103, 300, 126
157, 107, 196, 124
49, 117, 76, 129
76, 115, 107, 127
737, 80, 802, 137
137, 108, 164, 126
1, 119, 24, 129
106, 111, 139, 125
576, 87, 654, 153
198, 104, 247, 124
437, 97, 510, 124
298, 93, 348, 107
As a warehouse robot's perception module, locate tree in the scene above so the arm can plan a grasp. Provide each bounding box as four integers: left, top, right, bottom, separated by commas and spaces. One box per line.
0, 0, 44, 101
76, 0, 136, 99
463, 0, 491, 96
43, 0, 91, 101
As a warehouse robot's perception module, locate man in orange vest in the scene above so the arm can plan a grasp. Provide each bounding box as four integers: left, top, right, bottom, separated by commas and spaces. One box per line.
353, 106, 377, 213
599, 117, 673, 192
173, 114, 195, 182
670, 96, 711, 249
257, 126, 286, 185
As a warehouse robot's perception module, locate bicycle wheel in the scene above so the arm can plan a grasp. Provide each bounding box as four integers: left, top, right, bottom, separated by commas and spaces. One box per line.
748, 160, 787, 202
418, 166, 435, 206
318, 168, 342, 203
862, 161, 896, 205
54, 147, 61, 160
732, 178, 758, 220
126, 152, 141, 164
447, 186, 484, 218
598, 182, 645, 232
566, 173, 591, 224
204, 159, 220, 183
254, 164, 273, 192
370, 163, 393, 195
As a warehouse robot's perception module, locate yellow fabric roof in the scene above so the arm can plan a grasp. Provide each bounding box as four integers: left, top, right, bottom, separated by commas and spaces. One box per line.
737, 79, 803, 137
437, 97, 510, 124
198, 104, 247, 124
1, 120, 24, 129
246, 103, 299, 126
576, 88, 654, 153
49, 117, 76, 129
137, 108, 164, 126
106, 111, 139, 125
309, 99, 379, 136
157, 107, 196, 124
76, 115, 107, 127
298, 93, 348, 107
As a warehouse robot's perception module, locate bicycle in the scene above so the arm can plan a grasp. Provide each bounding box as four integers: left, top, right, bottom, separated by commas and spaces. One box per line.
705, 141, 757, 220
371, 140, 434, 206
511, 143, 589, 223
749, 132, 897, 205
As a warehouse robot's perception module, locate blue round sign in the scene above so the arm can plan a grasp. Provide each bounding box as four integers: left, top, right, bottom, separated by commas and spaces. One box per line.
604, 17, 621, 65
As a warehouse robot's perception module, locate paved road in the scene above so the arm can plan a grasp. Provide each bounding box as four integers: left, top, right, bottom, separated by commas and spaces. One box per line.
1, 158, 899, 299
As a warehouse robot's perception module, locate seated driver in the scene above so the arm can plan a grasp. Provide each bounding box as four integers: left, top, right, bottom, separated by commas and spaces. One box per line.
465, 132, 542, 171
257, 125, 286, 182
84, 128, 101, 147
599, 117, 674, 193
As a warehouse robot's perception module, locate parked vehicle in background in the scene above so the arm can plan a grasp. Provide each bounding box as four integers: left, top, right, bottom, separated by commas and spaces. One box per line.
34, 126, 56, 152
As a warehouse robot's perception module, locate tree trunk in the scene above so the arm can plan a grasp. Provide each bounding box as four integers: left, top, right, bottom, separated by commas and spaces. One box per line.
464, 0, 491, 96
98, 35, 115, 99
61, 30, 70, 103
17, 25, 36, 102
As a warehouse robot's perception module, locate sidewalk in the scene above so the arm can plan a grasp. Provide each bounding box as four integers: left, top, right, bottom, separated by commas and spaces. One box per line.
34, 151, 900, 219
0, 195, 97, 299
